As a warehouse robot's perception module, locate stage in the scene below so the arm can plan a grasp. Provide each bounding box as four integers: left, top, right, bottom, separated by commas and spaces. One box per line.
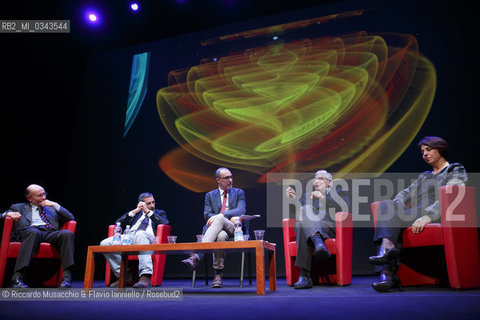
1, 276, 479, 320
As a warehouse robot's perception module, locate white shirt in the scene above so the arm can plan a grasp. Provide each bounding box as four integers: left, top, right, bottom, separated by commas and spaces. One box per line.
129, 210, 154, 236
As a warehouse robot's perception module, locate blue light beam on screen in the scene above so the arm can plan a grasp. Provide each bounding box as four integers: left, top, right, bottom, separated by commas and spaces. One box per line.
124, 52, 150, 137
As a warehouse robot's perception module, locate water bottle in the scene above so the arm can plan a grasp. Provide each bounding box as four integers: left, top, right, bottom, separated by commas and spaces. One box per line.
234, 219, 244, 241
112, 222, 122, 245
122, 225, 132, 245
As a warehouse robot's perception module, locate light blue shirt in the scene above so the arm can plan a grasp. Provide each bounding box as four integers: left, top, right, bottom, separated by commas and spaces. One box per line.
30, 205, 46, 226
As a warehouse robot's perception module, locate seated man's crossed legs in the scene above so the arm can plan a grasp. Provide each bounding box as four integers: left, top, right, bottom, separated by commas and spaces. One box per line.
182, 215, 235, 288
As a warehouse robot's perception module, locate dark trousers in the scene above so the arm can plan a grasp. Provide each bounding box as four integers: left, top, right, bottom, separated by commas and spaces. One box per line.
294, 205, 335, 271
373, 200, 427, 248
14, 226, 75, 274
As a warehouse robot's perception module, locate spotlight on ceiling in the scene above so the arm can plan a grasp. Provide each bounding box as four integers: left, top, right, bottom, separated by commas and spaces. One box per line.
130, 2, 139, 11
85, 11, 100, 24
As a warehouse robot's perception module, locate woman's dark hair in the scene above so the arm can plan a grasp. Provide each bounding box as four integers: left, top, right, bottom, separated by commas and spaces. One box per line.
417, 136, 449, 159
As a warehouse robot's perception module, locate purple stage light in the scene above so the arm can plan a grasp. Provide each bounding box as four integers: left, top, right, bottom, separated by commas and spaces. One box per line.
131, 3, 139, 11
85, 10, 100, 24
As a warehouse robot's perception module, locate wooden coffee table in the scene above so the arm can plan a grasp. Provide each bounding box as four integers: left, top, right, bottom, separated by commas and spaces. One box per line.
83, 240, 276, 295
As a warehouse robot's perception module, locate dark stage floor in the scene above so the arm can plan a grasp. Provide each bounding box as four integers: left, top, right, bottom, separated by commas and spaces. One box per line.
1, 276, 479, 320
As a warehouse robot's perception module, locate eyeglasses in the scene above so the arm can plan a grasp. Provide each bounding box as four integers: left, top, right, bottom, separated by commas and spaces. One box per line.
219, 175, 233, 180
32, 192, 48, 198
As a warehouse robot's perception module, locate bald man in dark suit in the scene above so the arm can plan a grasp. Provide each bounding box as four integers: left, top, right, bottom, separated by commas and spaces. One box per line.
1, 184, 75, 288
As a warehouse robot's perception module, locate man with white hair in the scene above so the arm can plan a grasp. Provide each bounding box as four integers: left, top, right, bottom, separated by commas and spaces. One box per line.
285, 170, 349, 289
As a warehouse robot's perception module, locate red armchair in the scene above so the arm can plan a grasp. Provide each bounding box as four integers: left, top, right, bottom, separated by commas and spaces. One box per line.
0, 216, 77, 287
104, 224, 171, 287
371, 185, 480, 289
282, 212, 353, 286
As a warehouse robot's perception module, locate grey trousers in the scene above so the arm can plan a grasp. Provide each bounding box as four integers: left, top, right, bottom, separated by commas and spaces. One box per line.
294, 205, 335, 271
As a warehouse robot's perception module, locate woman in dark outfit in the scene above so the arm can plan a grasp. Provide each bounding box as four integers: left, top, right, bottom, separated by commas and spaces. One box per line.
369, 136, 468, 292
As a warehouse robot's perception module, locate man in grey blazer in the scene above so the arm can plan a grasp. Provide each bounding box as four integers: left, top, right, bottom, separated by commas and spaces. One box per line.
1, 184, 75, 288
286, 170, 350, 289
182, 167, 246, 288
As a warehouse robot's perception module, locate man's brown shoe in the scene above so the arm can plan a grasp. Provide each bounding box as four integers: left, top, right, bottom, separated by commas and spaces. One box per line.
109, 269, 136, 288
181, 254, 200, 271
133, 275, 152, 288
109, 279, 119, 288
211, 274, 223, 288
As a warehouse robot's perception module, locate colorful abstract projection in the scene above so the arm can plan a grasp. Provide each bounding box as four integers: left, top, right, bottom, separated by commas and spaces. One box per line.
157, 18, 436, 192
124, 52, 150, 137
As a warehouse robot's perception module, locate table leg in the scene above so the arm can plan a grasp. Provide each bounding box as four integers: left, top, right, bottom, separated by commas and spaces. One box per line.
83, 247, 95, 291
204, 256, 209, 286
255, 246, 265, 295
248, 252, 252, 285
268, 248, 276, 292
118, 253, 128, 289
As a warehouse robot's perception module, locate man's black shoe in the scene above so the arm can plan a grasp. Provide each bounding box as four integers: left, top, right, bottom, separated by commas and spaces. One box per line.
59, 277, 72, 288
310, 234, 331, 261
10, 277, 29, 288
293, 276, 313, 289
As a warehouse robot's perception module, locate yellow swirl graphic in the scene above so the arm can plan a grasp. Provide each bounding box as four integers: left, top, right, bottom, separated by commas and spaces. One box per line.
157, 31, 436, 192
